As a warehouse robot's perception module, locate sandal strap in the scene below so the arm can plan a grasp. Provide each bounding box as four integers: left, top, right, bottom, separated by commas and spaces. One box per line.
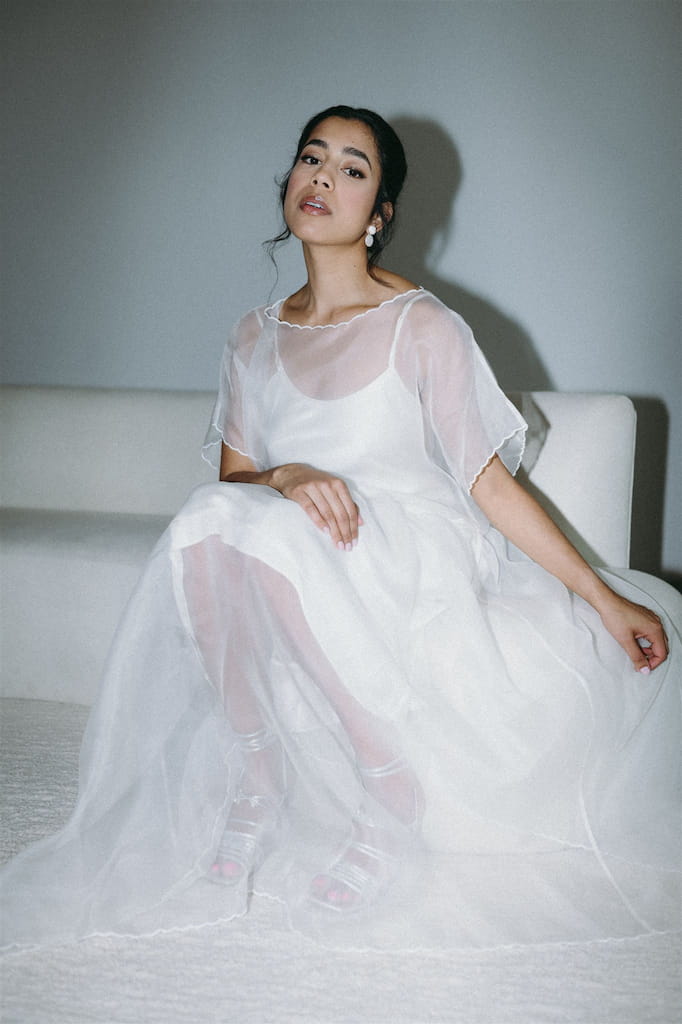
320, 838, 396, 897
347, 839, 394, 864
215, 808, 281, 869
358, 755, 408, 779
327, 859, 376, 895
216, 831, 260, 871
235, 726, 277, 753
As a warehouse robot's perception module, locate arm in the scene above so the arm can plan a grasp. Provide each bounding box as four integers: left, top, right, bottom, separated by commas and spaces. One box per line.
471, 455, 668, 673
219, 443, 362, 551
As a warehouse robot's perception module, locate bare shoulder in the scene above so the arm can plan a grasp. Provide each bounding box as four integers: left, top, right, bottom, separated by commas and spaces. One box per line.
373, 268, 420, 295
279, 272, 422, 326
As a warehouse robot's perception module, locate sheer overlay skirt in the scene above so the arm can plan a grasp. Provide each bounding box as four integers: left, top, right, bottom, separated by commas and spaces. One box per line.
1, 482, 680, 952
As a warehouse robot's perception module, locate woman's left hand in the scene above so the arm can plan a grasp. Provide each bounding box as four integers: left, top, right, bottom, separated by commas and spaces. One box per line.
597, 594, 669, 674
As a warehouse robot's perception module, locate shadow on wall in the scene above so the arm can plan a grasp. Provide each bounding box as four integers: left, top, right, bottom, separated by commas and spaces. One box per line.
630, 397, 670, 581
388, 116, 671, 578
388, 115, 552, 392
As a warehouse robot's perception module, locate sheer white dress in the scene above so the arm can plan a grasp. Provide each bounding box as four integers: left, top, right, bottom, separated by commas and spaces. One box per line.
1, 288, 680, 951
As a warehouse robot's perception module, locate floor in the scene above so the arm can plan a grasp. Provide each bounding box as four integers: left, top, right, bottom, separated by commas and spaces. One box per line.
1, 699, 680, 1024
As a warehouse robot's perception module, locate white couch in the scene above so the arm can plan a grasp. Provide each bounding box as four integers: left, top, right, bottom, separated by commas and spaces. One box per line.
1, 384, 679, 706
2, 385, 681, 1024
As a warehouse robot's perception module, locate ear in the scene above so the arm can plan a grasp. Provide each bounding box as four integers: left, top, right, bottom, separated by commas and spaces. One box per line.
379, 201, 394, 227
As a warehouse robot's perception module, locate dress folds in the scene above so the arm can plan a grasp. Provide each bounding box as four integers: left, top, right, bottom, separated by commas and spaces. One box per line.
1, 289, 680, 952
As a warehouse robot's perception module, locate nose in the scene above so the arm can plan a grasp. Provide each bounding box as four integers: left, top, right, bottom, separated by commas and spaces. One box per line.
311, 168, 332, 190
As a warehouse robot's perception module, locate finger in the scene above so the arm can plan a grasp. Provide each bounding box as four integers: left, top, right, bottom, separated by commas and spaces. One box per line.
305, 490, 346, 548
625, 631, 665, 675
628, 640, 654, 674
332, 484, 358, 526
637, 631, 668, 671
289, 478, 360, 549
309, 489, 343, 545
614, 630, 653, 674
332, 487, 361, 546
297, 493, 332, 534
322, 483, 358, 549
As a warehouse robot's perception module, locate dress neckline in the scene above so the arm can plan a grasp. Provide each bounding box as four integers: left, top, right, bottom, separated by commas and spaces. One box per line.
264, 287, 423, 330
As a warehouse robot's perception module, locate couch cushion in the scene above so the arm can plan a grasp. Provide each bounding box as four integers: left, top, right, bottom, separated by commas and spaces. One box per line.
0, 386, 216, 516
0, 509, 168, 704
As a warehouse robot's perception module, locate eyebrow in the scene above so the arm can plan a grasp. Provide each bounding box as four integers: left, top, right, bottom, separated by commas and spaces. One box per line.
305, 138, 372, 169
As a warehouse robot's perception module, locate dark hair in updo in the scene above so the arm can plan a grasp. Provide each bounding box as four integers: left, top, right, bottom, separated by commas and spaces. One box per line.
266, 105, 408, 270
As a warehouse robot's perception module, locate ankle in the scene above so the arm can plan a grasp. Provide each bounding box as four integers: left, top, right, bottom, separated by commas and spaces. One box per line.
358, 755, 424, 830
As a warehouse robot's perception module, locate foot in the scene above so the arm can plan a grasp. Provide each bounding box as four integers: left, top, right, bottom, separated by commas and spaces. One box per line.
210, 792, 280, 885
210, 727, 286, 885
310, 826, 395, 912
310, 754, 422, 912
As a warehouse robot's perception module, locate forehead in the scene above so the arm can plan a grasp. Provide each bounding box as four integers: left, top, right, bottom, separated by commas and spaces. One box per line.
304, 117, 379, 161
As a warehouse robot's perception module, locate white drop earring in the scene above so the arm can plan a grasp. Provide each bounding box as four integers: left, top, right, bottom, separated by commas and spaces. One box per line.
364, 225, 377, 248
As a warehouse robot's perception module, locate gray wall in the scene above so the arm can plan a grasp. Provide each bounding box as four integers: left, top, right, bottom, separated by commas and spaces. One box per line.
3, 1, 681, 575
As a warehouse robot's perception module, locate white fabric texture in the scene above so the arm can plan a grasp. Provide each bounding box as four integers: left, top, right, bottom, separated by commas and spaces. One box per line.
1, 288, 680, 953
3, 701, 679, 1024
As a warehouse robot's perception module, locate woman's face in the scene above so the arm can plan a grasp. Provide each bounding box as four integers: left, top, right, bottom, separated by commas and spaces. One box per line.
283, 117, 385, 250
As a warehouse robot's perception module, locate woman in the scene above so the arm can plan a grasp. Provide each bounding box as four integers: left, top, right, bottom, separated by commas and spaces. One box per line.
1, 106, 679, 952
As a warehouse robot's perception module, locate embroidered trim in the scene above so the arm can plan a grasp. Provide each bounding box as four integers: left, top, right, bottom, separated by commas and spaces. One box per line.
264, 287, 423, 330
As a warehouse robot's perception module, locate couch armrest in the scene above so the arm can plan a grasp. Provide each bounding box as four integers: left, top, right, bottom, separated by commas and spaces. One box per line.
514, 392, 636, 568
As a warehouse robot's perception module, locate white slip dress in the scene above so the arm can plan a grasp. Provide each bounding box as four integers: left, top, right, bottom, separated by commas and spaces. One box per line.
1, 288, 680, 952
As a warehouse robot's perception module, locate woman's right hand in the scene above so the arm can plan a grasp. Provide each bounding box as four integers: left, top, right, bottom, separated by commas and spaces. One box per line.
220, 445, 362, 550
269, 463, 363, 550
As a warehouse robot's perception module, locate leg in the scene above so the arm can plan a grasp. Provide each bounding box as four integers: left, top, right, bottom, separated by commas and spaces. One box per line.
210, 725, 286, 883
181, 535, 423, 897
254, 562, 425, 909
182, 538, 286, 884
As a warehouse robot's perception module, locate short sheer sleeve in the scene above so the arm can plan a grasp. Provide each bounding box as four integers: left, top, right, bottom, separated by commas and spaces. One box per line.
201, 309, 264, 470
395, 293, 527, 492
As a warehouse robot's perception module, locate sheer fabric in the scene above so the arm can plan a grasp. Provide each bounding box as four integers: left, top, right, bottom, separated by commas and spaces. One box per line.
1, 289, 680, 952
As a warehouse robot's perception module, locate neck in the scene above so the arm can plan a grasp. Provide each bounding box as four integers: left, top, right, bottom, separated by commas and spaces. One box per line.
292, 242, 381, 324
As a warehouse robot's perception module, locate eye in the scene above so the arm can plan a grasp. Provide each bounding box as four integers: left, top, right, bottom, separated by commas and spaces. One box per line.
344, 166, 365, 179
301, 153, 320, 165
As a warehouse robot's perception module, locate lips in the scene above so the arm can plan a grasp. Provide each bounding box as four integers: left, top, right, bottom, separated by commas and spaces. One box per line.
300, 195, 330, 215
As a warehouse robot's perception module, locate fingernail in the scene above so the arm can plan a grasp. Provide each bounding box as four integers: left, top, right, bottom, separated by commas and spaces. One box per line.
336, 541, 344, 551
639, 666, 651, 675
345, 542, 352, 552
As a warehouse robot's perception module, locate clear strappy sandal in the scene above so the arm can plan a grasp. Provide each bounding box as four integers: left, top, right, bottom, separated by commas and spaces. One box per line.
310, 754, 422, 913
210, 726, 286, 886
